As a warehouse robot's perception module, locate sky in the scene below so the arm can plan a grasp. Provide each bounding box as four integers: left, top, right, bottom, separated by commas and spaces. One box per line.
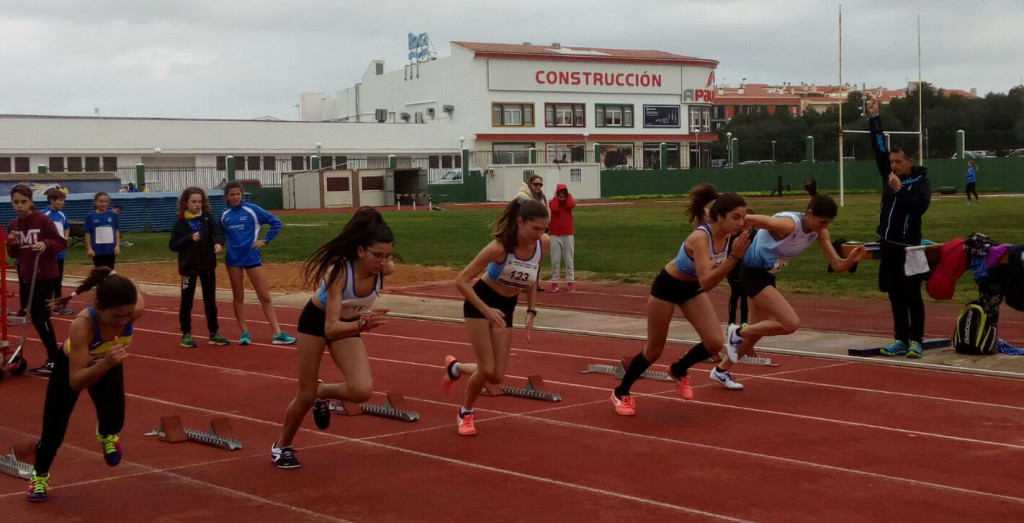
1, 0, 1021, 120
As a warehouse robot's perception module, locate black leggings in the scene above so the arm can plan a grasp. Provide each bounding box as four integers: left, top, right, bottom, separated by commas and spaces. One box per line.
93, 254, 116, 269
966, 182, 979, 201
180, 270, 220, 335
879, 241, 925, 342
21, 278, 60, 362
34, 351, 125, 475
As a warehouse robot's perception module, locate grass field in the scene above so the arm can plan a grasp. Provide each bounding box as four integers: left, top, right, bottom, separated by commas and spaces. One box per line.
62, 194, 1023, 299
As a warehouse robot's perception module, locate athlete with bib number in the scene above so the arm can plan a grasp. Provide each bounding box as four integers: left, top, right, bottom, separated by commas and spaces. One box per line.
441, 199, 550, 436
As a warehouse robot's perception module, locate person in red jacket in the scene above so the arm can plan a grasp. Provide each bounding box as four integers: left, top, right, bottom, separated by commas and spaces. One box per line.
6, 184, 67, 376
547, 184, 576, 292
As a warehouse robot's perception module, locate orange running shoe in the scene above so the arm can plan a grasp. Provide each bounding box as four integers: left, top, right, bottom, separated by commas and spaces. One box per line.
672, 375, 694, 400
442, 355, 459, 394
457, 412, 477, 436
610, 392, 636, 416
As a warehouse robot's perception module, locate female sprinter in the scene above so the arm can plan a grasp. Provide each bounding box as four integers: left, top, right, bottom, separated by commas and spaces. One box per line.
610, 185, 751, 415
220, 181, 296, 345
271, 207, 393, 468
441, 199, 550, 436
27, 268, 145, 501
715, 180, 867, 389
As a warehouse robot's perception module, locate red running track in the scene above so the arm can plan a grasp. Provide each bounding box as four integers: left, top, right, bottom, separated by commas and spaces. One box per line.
1, 292, 1023, 522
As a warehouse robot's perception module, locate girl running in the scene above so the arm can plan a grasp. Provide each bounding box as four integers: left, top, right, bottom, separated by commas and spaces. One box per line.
170, 187, 229, 348
610, 185, 751, 415
27, 268, 145, 502
219, 181, 296, 345
83, 192, 119, 269
271, 207, 393, 468
442, 199, 550, 436
716, 181, 867, 388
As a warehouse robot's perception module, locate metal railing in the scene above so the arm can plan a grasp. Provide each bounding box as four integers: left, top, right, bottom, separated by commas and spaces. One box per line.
115, 166, 282, 192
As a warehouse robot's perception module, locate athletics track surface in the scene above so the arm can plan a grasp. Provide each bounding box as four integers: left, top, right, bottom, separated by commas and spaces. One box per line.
1, 290, 1023, 522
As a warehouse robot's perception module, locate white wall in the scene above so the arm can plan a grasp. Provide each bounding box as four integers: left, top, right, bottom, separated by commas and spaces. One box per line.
485, 163, 600, 202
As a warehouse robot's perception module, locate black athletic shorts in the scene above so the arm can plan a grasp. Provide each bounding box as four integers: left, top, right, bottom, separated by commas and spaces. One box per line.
463, 279, 518, 328
649, 268, 702, 305
296, 300, 358, 339
738, 265, 777, 298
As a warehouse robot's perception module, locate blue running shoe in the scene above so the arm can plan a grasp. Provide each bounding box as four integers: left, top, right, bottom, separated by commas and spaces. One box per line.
907, 341, 923, 359
880, 340, 909, 357
272, 331, 297, 345
96, 430, 122, 467
239, 331, 251, 345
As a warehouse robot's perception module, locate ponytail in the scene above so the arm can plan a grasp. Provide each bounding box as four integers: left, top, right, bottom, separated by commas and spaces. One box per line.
685, 184, 746, 225
48, 267, 137, 310
804, 178, 837, 218
300, 206, 394, 287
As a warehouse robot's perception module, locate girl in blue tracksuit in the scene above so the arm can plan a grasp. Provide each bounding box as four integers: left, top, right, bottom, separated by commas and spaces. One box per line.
219, 181, 295, 345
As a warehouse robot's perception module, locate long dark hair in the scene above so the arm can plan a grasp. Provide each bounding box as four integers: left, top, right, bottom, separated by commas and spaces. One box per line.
804, 178, 837, 218
48, 267, 137, 310
684, 184, 746, 224
223, 181, 243, 204
177, 187, 211, 216
300, 206, 394, 287
493, 199, 548, 252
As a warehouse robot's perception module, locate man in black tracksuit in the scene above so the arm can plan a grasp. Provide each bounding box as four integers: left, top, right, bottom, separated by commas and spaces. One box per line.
867, 97, 931, 358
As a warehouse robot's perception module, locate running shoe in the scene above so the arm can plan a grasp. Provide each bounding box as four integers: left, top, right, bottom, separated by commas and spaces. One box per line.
610, 391, 636, 416
312, 398, 331, 430
567, 282, 576, 292
710, 367, 744, 390
180, 333, 197, 348
549, 282, 559, 292
61, 308, 74, 315
271, 443, 300, 469
273, 331, 297, 345
26, 471, 49, 502
671, 374, 694, 400
239, 331, 251, 345
96, 431, 122, 466
209, 332, 229, 346
907, 340, 924, 359
441, 355, 459, 394
457, 412, 477, 436
880, 339, 909, 357
725, 324, 743, 363
29, 361, 54, 376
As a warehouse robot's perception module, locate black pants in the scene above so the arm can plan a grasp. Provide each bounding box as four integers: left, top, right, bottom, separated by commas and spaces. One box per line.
180, 270, 220, 335
21, 279, 60, 362
966, 182, 979, 201
93, 254, 116, 269
879, 240, 925, 343
34, 351, 125, 475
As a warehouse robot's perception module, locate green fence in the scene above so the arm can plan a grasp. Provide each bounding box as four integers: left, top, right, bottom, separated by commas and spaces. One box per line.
600, 158, 1024, 197
428, 171, 488, 203
246, 186, 284, 210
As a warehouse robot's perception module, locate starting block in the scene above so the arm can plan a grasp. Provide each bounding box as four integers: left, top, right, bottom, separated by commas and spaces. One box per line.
145, 415, 243, 450
482, 375, 562, 402
848, 338, 951, 357
0, 442, 36, 479
579, 356, 674, 382
330, 392, 420, 422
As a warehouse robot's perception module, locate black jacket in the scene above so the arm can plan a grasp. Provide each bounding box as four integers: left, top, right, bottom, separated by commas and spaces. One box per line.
169, 213, 225, 275
869, 115, 931, 245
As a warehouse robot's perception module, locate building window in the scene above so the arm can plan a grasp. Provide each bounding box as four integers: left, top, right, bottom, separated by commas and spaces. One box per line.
544, 103, 585, 127
247, 156, 261, 170
491, 103, 534, 127
570, 168, 582, 183
67, 157, 82, 172
493, 143, 533, 164
0, 158, 10, 172
429, 155, 440, 169
335, 155, 348, 169
546, 144, 585, 163
595, 104, 634, 127
522, 169, 535, 183
234, 156, 247, 170
14, 157, 30, 173
85, 157, 101, 172
291, 156, 305, 170
599, 144, 634, 168
642, 143, 680, 170
688, 106, 711, 133
217, 156, 227, 171
103, 156, 117, 171
49, 157, 65, 172
263, 156, 276, 170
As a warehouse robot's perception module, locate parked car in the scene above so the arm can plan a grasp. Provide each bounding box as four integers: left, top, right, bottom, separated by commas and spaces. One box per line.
951, 151, 995, 159
711, 159, 728, 168
435, 170, 463, 184
1007, 148, 1024, 158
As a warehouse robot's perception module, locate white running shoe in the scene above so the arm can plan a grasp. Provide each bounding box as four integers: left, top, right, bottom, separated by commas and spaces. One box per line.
710, 367, 744, 390
725, 324, 743, 363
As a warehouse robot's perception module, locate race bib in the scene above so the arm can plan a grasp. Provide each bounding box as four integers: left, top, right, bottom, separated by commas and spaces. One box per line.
94, 226, 114, 245
497, 258, 538, 289
769, 256, 790, 275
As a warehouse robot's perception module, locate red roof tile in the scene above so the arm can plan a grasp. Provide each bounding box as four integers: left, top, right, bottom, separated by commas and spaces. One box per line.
451, 41, 717, 67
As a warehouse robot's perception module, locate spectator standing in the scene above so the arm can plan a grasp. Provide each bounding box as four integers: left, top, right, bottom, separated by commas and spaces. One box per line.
965, 160, 980, 204
516, 174, 547, 207
867, 97, 932, 358
547, 183, 576, 292
42, 189, 73, 315
84, 192, 120, 269
169, 187, 229, 348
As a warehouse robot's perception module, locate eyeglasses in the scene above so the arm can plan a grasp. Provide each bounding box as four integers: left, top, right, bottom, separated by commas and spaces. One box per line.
531, 183, 543, 187
365, 249, 394, 262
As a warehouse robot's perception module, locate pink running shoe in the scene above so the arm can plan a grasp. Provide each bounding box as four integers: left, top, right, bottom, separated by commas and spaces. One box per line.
549, 283, 559, 292
442, 355, 459, 394
457, 412, 477, 436
610, 392, 636, 416
567, 282, 576, 292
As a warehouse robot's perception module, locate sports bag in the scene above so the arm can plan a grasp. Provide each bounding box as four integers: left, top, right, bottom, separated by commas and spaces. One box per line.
953, 300, 997, 355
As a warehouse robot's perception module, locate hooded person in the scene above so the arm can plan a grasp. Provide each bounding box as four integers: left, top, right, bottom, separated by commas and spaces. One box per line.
547, 183, 576, 292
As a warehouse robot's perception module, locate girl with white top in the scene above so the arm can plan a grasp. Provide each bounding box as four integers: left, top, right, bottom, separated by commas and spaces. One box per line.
271, 207, 393, 469
611, 185, 751, 416
442, 199, 550, 436
717, 181, 867, 388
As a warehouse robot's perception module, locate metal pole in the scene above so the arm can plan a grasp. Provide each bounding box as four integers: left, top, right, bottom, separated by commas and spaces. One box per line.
918, 14, 924, 166
838, 3, 845, 207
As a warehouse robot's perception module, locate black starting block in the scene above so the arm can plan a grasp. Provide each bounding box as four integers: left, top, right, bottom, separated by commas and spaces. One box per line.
848, 338, 951, 357
0, 442, 35, 479
330, 392, 420, 422
145, 415, 243, 450
482, 375, 562, 402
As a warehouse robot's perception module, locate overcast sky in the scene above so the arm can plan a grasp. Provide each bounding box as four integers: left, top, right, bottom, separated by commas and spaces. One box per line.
2, 0, 1021, 120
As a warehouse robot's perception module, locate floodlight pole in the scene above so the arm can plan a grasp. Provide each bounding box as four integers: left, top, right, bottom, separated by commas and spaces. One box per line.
838, 3, 845, 207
